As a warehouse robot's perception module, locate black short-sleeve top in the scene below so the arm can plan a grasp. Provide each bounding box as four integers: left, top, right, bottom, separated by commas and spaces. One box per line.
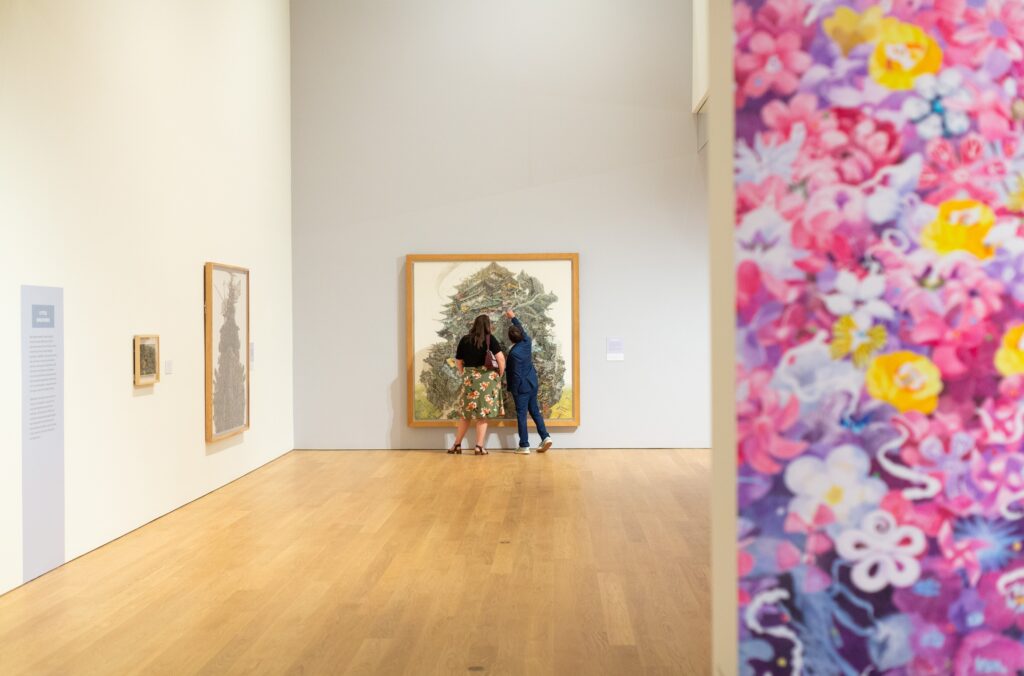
455, 334, 503, 368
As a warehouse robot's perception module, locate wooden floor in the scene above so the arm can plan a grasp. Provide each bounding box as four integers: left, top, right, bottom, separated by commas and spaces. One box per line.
0, 449, 710, 675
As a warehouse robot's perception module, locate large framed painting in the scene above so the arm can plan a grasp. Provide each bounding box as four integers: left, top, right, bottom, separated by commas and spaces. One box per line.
204, 262, 250, 442
407, 253, 580, 428
133, 334, 160, 387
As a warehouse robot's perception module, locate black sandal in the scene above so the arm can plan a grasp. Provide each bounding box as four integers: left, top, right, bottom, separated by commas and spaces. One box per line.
447, 443, 462, 455
474, 445, 488, 455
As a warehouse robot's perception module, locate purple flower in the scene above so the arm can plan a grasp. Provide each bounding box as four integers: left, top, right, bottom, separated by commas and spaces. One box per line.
948, 588, 988, 634
985, 252, 1024, 305
893, 558, 963, 622
908, 614, 958, 675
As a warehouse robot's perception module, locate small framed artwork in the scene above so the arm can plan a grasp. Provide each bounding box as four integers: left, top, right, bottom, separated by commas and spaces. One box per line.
133, 335, 160, 387
204, 262, 250, 442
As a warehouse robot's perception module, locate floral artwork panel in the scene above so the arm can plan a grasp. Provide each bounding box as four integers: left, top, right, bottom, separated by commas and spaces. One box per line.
734, 1, 1024, 673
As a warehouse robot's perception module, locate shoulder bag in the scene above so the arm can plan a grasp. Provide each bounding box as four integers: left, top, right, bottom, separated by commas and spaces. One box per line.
484, 334, 500, 371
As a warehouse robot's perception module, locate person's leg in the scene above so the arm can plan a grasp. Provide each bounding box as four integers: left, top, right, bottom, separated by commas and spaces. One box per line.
475, 420, 489, 453
528, 391, 551, 449
514, 392, 530, 448
455, 418, 470, 444
449, 417, 470, 453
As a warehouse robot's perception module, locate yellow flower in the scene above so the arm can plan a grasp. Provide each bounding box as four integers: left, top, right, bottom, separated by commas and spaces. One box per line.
866, 351, 943, 414
996, 325, 1024, 376
831, 316, 887, 367
921, 199, 997, 259
824, 6, 884, 56
869, 19, 942, 90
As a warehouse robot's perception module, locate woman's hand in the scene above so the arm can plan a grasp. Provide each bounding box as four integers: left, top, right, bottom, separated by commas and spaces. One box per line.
496, 352, 506, 377
455, 358, 465, 375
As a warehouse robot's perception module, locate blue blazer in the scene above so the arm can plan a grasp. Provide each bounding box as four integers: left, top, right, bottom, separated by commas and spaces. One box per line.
505, 318, 540, 394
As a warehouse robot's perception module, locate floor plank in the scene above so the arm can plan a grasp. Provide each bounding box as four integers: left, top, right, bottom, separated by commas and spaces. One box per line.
0, 449, 710, 675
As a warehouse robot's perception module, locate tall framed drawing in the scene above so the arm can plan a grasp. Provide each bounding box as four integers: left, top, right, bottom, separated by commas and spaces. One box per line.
133, 335, 160, 387
204, 262, 250, 442
407, 253, 580, 428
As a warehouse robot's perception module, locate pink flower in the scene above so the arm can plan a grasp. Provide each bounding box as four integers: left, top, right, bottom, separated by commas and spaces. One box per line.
755, 0, 808, 36
816, 108, 902, 185
966, 83, 1014, 142
734, 2, 754, 45
756, 303, 810, 350
736, 176, 803, 221
951, 0, 1024, 66
942, 263, 1005, 321
737, 368, 807, 474
882, 490, 947, 539
938, 518, 986, 586
976, 397, 1024, 449
737, 261, 762, 320
953, 630, 1024, 676
736, 31, 811, 100
978, 563, 1024, 632
920, 134, 1007, 204
761, 93, 823, 141
908, 312, 984, 379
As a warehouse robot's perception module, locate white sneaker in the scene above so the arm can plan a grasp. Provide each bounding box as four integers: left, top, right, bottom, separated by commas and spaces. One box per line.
514, 447, 531, 454
537, 438, 553, 453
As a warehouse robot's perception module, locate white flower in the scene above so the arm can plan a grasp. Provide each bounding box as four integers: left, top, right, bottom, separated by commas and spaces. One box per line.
785, 445, 887, 526
772, 334, 862, 411
901, 70, 971, 140
735, 123, 805, 185
866, 154, 923, 225
984, 217, 1024, 255
822, 270, 895, 327
836, 510, 926, 593
736, 199, 805, 281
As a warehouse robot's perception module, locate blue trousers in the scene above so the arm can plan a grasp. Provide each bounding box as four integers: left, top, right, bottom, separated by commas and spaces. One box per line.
513, 389, 549, 448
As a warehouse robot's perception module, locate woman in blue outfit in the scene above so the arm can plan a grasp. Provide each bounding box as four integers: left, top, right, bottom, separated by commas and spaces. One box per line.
504, 309, 552, 455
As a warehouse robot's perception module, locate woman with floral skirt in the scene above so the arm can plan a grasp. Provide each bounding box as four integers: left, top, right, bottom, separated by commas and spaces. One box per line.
447, 314, 505, 455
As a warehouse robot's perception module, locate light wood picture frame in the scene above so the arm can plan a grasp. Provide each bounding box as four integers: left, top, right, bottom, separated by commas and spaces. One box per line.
204, 262, 250, 442
133, 334, 160, 387
406, 253, 580, 428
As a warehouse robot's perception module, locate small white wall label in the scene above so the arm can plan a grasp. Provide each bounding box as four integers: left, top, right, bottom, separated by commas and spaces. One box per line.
607, 337, 625, 361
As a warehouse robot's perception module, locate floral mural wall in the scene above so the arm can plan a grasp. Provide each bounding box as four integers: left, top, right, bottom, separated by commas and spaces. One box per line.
735, 0, 1024, 673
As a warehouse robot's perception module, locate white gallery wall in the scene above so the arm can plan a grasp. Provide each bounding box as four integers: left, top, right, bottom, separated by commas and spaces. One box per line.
291, 0, 710, 449
0, 0, 294, 594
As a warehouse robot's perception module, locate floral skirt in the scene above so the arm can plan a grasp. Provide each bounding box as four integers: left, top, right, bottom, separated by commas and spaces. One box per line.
458, 367, 505, 419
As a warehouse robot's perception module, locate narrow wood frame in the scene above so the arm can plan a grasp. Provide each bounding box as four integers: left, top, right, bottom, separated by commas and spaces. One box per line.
406, 253, 580, 428
133, 334, 160, 387
204, 262, 251, 442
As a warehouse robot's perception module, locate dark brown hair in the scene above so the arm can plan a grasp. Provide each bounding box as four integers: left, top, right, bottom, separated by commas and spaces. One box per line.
470, 314, 492, 349
508, 325, 524, 344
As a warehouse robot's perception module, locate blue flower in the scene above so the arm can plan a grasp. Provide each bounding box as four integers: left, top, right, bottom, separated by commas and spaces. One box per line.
954, 517, 1021, 572
901, 69, 971, 139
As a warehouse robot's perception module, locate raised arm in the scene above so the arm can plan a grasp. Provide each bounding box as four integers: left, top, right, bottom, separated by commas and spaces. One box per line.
506, 309, 531, 343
